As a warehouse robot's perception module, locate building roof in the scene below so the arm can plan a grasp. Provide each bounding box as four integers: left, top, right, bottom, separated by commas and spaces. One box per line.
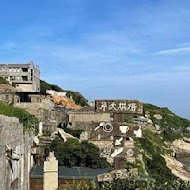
0, 64, 29, 68
30, 165, 109, 180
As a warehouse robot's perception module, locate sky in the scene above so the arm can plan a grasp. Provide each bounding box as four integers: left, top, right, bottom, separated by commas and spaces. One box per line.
0, 0, 190, 119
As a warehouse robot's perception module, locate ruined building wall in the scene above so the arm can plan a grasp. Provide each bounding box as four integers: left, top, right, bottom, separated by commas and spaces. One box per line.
68, 112, 110, 123
14, 97, 54, 121
0, 115, 34, 190
0, 61, 40, 92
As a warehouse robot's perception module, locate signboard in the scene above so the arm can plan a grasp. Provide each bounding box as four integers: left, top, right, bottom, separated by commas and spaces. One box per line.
95, 100, 143, 114
88, 122, 141, 141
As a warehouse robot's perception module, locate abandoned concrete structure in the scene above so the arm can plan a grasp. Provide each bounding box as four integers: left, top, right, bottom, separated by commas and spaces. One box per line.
0, 85, 68, 136
0, 84, 19, 104
0, 61, 40, 92
68, 106, 111, 130
46, 90, 67, 97
77, 100, 144, 179
0, 115, 34, 190
13, 93, 68, 134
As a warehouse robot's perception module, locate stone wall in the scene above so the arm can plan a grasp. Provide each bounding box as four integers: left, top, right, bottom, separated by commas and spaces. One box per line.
0, 115, 34, 190
14, 101, 67, 133
68, 112, 110, 128
0, 93, 19, 105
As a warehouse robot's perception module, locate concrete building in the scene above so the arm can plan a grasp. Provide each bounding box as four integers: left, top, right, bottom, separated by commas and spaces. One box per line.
0, 61, 40, 92
67, 106, 111, 130
46, 90, 67, 97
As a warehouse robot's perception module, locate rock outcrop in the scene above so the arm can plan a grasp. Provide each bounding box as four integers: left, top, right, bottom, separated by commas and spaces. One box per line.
172, 139, 190, 157
163, 155, 190, 181
53, 95, 81, 110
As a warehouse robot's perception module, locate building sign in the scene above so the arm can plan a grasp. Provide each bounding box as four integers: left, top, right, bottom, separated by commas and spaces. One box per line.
89, 122, 141, 140
95, 100, 143, 114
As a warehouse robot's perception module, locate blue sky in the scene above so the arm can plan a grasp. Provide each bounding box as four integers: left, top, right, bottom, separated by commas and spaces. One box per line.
0, 0, 190, 119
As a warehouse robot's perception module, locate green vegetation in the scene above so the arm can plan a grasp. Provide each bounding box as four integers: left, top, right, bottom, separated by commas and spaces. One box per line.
122, 104, 190, 184
48, 138, 111, 169
40, 80, 88, 106
66, 90, 88, 107
124, 114, 135, 123
0, 77, 9, 84
144, 103, 190, 129
64, 128, 83, 138
40, 80, 64, 93
126, 159, 146, 175
144, 103, 190, 141
58, 178, 190, 190
135, 130, 175, 183
0, 101, 39, 132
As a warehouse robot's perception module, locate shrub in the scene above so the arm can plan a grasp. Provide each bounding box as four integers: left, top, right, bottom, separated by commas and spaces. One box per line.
40, 80, 88, 106
49, 138, 111, 169
64, 128, 83, 138
0, 77, 10, 84
0, 101, 39, 133
57, 178, 190, 190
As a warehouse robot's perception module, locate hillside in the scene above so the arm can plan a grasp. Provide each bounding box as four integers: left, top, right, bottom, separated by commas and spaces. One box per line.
124, 103, 190, 183
53, 95, 81, 110
40, 80, 88, 107
143, 104, 190, 141
0, 77, 10, 84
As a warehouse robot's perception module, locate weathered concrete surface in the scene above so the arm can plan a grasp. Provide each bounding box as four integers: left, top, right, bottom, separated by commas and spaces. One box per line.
68, 111, 111, 127
0, 115, 34, 190
43, 152, 58, 190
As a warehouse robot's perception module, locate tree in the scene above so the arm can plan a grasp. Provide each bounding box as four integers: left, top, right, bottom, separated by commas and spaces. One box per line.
49, 138, 111, 168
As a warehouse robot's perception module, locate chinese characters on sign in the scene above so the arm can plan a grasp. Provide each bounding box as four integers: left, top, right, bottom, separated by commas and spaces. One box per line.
95, 100, 143, 114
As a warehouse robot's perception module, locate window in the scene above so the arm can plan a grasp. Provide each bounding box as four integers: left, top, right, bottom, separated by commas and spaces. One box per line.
22, 76, 28, 81
5, 95, 9, 101
22, 68, 28, 72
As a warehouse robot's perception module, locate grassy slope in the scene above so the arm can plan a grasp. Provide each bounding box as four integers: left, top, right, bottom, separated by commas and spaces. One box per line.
133, 104, 190, 183
144, 103, 190, 141
40, 80, 88, 107
0, 101, 39, 133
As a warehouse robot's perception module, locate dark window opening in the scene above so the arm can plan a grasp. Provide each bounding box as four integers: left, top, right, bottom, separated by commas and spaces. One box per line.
19, 94, 31, 102
22, 68, 28, 72
5, 95, 9, 101
22, 76, 28, 81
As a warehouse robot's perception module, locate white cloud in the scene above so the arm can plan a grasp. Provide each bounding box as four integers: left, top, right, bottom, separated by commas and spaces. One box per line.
153, 46, 190, 55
